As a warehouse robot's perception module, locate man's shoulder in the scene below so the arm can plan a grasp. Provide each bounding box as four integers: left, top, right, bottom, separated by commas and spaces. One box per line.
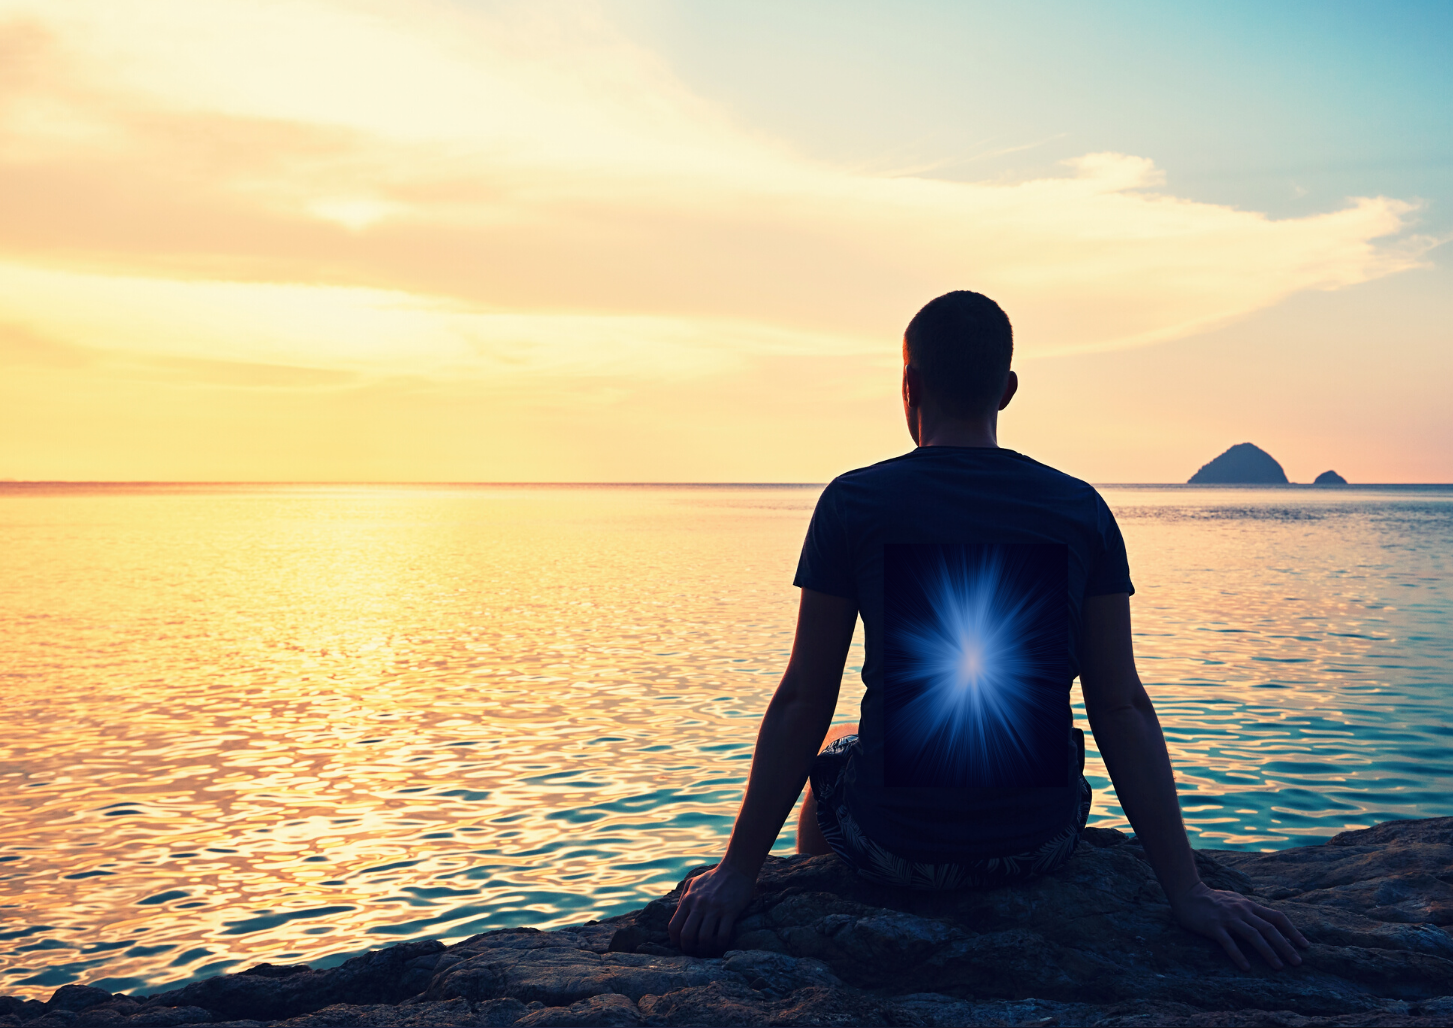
829, 448, 1100, 499
829, 450, 922, 484
999, 451, 1103, 499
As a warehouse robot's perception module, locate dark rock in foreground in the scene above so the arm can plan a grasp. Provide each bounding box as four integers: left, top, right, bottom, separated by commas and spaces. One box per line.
4, 819, 1453, 1027
1189, 443, 1290, 484
1315, 470, 1350, 485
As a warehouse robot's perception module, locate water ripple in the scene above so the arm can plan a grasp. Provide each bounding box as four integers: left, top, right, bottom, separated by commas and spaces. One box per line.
1, 482, 1450, 998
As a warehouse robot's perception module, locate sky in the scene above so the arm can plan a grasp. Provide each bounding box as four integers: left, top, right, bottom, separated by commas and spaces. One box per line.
0, 0, 1449, 482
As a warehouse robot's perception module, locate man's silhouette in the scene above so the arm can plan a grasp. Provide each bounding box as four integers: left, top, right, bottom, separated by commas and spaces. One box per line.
668, 291, 1307, 969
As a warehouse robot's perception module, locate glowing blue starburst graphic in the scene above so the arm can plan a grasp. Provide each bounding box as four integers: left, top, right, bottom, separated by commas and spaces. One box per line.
884, 544, 1068, 788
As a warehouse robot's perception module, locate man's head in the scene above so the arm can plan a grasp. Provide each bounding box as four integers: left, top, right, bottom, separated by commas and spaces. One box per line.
903, 291, 1014, 417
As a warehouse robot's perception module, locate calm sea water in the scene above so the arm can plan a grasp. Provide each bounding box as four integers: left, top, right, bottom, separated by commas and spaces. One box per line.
2, 482, 1451, 999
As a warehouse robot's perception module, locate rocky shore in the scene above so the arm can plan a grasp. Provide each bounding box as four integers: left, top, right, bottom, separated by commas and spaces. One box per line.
4, 817, 1452, 1027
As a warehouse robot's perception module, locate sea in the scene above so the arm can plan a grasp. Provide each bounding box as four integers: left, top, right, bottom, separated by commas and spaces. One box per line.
2, 482, 1451, 999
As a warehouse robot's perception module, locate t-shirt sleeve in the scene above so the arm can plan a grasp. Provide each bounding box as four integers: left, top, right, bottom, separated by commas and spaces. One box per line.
1085, 493, 1135, 597
792, 479, 856, 600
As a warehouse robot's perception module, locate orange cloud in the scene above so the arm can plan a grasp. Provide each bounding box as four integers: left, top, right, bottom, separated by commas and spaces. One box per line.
0, 0, 1436, 480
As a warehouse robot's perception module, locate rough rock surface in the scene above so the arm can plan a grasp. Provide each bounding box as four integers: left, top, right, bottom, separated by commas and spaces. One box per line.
3, 818, 1451, 1027
1188, 443, 1289, 484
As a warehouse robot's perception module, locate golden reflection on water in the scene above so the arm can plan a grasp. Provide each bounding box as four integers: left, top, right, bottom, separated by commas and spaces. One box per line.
1, 483, 1451, 999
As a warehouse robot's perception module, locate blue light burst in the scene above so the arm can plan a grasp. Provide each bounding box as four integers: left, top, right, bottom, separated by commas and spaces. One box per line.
884, 544, 1067, 788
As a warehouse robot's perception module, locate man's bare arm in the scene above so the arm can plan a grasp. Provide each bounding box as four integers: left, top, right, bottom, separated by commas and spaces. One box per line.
1081, 593, 1308, 970
668, 588, 856, 955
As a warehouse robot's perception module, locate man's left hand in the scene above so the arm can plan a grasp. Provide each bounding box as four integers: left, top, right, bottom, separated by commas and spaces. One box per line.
1172, 882, 1310, 970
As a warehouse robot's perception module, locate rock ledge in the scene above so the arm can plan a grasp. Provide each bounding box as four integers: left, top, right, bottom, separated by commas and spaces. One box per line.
4, 818, 1452, 1027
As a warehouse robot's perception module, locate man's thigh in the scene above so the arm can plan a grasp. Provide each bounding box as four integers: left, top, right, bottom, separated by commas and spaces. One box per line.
820, 722, 858, 751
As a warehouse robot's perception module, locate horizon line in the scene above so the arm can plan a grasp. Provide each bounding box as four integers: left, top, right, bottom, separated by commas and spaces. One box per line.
4, 480, 1453, 489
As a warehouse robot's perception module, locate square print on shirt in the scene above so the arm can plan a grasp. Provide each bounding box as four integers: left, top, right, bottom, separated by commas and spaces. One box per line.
884, 543, 1069, 789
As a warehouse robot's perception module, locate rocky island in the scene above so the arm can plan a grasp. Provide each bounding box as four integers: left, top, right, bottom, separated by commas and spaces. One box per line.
1315, 471, 1349, 485
3, 817, 1452, 1027
1189, 444, 1290, 484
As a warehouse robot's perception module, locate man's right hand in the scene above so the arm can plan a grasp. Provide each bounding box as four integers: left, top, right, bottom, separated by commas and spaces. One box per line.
667, 590, 854, 957
666, 861, 756, 956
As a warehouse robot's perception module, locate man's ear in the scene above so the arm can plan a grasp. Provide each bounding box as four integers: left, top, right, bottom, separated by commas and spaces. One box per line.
903, 364, 925, 409
997, 370, 1019, 411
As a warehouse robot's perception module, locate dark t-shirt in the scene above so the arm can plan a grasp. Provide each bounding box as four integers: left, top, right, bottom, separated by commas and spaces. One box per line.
793, 446, 1133, 860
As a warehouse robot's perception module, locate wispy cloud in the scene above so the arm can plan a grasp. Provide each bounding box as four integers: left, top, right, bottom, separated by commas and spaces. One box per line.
0, 1, 1428, 367
0, 0, 1436, 479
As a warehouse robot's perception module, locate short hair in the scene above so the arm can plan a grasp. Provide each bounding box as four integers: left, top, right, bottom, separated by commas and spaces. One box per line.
903, 291, 1013, 414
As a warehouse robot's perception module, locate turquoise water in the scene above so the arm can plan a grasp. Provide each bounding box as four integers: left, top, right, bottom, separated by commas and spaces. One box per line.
1, 482, 1450, 999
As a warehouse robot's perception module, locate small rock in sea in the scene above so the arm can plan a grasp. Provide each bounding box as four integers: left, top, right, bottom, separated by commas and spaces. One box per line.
1315, 469, 1349, 484
1188, 442, 1289, 484
5, 817, 1453, 1027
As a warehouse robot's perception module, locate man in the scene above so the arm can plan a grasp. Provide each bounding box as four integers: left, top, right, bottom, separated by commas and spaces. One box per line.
668, 291, 1308, 971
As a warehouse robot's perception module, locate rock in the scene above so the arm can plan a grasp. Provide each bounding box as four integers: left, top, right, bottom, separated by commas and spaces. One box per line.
15, 989, 149, 1028
719, 950, 841, 994
236, 966, 311, 981
637, 980, 886, 1026
473, 999, 531, 1027
121, 1008, 212, 1027
1314, 470, 1349, 485
6, 817, 1453, 1026
268, 997, 478, 1026
882, 992, 1114, 1025
422, 937, 721, 1007
0, 995, 50, 1023
1189, 443, 1289, 484
21, 1013, 78, 1028
513, 992, 641, 1026
136, 940, 446, 1022
1211, 823, 1453, 933
45, 989, 116, 1014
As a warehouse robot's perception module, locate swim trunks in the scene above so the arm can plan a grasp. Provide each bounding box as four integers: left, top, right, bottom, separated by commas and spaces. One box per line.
810, 733, 1092, 890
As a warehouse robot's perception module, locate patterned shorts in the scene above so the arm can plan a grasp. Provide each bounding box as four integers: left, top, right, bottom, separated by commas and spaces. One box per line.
809, 734, 1092, 891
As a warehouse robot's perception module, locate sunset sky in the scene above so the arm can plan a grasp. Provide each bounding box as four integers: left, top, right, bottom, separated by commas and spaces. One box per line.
2, 0, 1449, 483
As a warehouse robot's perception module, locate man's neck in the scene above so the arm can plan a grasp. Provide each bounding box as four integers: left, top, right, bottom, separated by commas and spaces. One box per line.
914, 415, 999, 449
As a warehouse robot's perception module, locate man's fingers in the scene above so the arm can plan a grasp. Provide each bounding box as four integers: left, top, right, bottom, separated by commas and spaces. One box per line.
1214, 928, 1250, 972
1251, 910, 1303, 966
678, 908, 706, 954
667, 879, 699, 947
711, 909, 736, 952
664, 867, 756, 955
1257, 904, 1310, 950
666, 900, 687, 947
1230, 917, 1282, 969
1180, 888, 1307, 971
693, 912, 720, 955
